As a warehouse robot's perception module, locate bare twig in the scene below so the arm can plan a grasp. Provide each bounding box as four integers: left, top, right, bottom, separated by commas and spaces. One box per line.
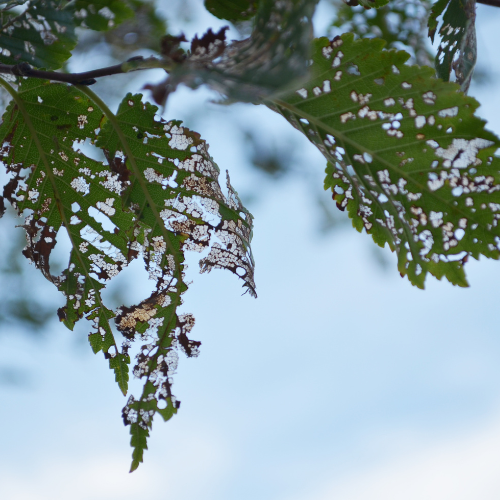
0, 57, 165, 86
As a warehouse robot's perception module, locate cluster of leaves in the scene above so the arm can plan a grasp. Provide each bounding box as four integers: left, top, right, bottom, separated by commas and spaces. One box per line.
0, 0, 499, 471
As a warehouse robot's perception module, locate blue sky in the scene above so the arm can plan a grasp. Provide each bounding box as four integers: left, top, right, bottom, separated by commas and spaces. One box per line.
1, 2, 500, 499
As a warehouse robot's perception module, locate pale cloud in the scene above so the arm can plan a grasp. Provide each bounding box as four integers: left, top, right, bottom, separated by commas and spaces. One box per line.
294, 414, 500, 500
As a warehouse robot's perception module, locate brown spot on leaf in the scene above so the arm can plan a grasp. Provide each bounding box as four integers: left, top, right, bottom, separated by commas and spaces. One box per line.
190, 27, 228, 60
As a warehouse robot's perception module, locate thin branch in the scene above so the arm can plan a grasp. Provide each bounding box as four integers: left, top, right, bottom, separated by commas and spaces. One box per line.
0, 57, 165, 86
477, 0, 500, 7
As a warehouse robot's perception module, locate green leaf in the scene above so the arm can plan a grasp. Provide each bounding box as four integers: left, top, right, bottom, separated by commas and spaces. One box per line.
0, 76, 256, 469
0, 0, 140, 70
91, 91, 256, 470
269, 34, 500, 288
428, 0, 477, 92
0, 0, 78, 70
0, 77, 136, 392
204, 0, 259, 21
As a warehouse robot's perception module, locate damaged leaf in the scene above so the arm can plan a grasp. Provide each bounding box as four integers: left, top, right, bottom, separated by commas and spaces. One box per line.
92, 91, 256, 471
0, 0, 138, 71
0, 78, 135, 392
428, 0, 477, 93
0, 0, 78, 70
269, 34, 500, 288
0, 77, 255, 470
145, 0, 318, 104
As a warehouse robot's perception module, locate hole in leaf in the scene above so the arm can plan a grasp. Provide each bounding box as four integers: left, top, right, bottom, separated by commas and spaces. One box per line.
88, 206, 116, 233
347, 64, 360, 75
102, 257, 156, 311
49, 226, 72, 277
72, 138, 105, 162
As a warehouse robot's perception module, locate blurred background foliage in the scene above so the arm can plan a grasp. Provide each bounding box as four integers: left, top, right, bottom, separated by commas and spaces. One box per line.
0, 0, 493, 354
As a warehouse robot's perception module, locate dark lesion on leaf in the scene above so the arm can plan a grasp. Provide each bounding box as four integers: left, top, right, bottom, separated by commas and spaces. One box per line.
160, 33, 188, 62
190, 26, 229, 60
104, 149, 131, 186
21, 216, 59, 283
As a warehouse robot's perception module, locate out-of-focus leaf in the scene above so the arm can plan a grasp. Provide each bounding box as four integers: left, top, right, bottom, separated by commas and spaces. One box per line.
345, 0, 391, 9
330, 0, 434, 67
102, 0, 167, 53
428, 0, 477, 93
204, 0, 259, 21
72, 0, 134, 31
269, 34, 500, 288
145, 0, 318, 104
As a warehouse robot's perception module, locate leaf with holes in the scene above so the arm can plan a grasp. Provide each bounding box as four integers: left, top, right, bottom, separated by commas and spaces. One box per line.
0, 77, 134, 391
269, 34, 500, 288
0, 76, 256, 471
0, 0, 78, 69
428, 0, 477, 93
92, 92, 256, 471
0, 0, 138, 70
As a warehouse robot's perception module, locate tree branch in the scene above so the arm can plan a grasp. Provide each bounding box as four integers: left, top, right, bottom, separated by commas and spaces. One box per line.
0, 57, 165, 86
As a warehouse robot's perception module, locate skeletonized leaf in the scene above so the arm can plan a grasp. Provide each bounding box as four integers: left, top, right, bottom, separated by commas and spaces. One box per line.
0, 76, 256, 470
428, 0, 477, 93
269, 34, 500, 288
93, 93, 255, 471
